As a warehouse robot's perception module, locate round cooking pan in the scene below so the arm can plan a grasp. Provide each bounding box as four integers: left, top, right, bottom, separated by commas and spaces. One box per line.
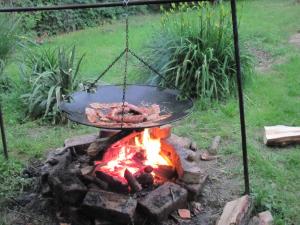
59, 85, 194, 130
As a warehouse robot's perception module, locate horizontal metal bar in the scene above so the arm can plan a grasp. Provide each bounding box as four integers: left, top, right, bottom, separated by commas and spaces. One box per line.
0, 0, 208, 13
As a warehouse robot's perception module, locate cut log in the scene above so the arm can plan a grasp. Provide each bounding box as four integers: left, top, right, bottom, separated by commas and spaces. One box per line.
95, 171, 128, 193
80, 175, 108, 190
134, 172, 154, 187
88, 130, 132, 158
264, 125, 300, 146
258, 211, 273, 225
124, 169, 142, 192
216, 195, 252, 225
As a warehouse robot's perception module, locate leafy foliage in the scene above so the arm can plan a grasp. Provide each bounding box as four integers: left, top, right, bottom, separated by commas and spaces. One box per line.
146, 3, 252, 101
21, 46, 84, 124
0, 15, 19, 92
7, 0, 148, 36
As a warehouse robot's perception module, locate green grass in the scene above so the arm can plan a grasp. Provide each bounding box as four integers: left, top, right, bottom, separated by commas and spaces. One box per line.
1, 1, 300, 224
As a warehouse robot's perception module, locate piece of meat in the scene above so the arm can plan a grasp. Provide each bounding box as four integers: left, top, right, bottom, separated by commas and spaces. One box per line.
127, 103, 147, 117
85, 108, 98, 123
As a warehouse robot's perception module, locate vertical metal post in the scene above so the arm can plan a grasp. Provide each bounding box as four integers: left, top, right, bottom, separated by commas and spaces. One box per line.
230, 0, 250, 194
0, 104, 8, 160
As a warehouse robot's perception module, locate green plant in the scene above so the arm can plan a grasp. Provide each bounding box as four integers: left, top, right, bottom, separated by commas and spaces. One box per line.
7, 0, 148, 36
146, 2, 252, 101
0, 15, 19, 93
21, 46, 84, 124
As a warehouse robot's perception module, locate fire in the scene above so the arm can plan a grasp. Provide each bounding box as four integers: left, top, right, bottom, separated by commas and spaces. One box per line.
95, 129, 171, 183
135, 129, 169, 167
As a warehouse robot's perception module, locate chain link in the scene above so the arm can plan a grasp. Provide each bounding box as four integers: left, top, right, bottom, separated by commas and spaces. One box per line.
120, 1, 129, 128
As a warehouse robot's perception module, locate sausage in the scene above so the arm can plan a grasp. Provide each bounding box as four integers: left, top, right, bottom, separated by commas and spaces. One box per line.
85, 108, 98, 123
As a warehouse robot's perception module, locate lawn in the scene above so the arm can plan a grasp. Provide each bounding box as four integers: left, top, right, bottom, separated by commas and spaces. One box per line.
1, 0, 300, 224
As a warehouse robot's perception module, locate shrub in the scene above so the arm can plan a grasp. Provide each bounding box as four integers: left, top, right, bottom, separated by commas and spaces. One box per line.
21, 46, 84, 124
6, 0, 148, 36
0, 15, 19, 92
146, 2, 252, 101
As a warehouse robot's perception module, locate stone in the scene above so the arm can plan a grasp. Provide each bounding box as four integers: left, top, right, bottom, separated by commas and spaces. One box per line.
138, 182, 188, 222
99, 129, 120, 138
208, 136, 221, 155
150, 125, 172, 139
48, 172, 87, 205
40, 148, 72, 183
176, 173, 208, 200
82, 190, 137, 223
258, 211, 273, 225
64, 133, 99, 154
169, 134, 192, 149
161, 140, 204, 184
80, 166, 94, 176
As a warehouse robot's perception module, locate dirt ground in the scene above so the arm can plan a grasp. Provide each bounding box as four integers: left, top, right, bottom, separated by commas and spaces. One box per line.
0, 151, 242, 225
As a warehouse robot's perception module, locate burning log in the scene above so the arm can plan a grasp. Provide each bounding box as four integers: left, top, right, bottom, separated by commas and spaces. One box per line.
135, 172, 154, 187
144, 165, 153, 173
88, 130, 133, 159
95, 171, 128, 193
80, 175, 108, 190
124, 169, 142, 192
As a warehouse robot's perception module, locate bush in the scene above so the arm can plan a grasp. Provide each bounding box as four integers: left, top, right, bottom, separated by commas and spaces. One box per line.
7, 0, 148, 36
146, 2, 252, 101
21, 46, 84, 124
0, 15, 19, 92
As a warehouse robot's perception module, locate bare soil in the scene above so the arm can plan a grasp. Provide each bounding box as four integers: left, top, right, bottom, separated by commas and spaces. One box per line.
0, 153, 242, 225
289, 33, 300, 48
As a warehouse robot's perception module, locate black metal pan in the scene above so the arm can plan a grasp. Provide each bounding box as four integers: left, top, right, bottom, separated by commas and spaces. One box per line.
59, 85, 193, 130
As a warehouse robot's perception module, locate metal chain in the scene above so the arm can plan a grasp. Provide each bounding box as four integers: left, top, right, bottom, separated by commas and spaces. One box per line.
121, 0, 129, 128
128, 49, 180, 92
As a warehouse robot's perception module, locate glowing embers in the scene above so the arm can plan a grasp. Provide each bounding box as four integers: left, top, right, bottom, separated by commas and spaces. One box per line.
94, 129, 175, 191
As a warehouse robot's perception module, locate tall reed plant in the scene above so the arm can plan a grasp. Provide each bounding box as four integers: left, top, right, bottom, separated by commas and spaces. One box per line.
21, 46, 84, 124
147, 2, 252, 101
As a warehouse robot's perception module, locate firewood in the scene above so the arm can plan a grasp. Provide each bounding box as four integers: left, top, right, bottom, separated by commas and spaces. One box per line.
81, 175, 108, 190
134, 171, 154, 187
264, 125, 300, 146
124, 169, 142, 192
144, 165, 153, 173
216, 195, 252, 225
90, 130, 133, 159
95, 171, 128, 193
258, 211, 273, 225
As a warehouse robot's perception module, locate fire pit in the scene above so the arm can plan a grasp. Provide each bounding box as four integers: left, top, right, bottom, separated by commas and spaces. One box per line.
40, 126, 208, 224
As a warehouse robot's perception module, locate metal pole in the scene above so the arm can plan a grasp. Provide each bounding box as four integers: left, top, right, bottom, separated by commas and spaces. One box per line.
0, 104, 8, 160
230, 0, 250, 194
0, 0, 206, 13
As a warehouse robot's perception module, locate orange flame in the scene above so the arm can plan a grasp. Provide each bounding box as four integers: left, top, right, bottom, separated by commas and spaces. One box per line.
95, 129, 171, 182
